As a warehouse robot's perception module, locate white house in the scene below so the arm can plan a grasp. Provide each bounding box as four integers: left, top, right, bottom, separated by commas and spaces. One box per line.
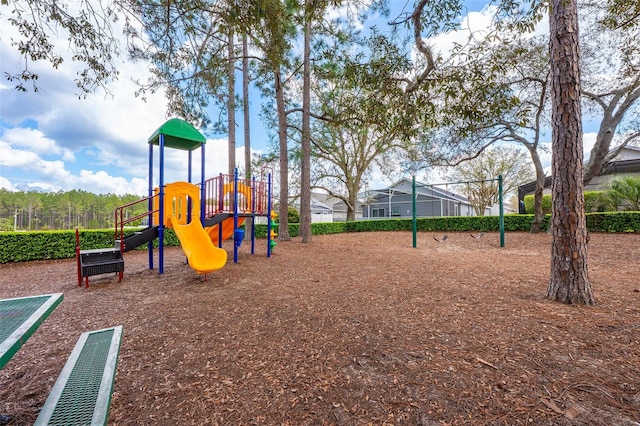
361, 178, 478, 219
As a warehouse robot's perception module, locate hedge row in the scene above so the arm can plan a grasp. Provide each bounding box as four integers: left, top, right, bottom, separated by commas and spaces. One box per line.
524, 191, 622, 214
1, 212, 638, 263
0, 229, 180, 264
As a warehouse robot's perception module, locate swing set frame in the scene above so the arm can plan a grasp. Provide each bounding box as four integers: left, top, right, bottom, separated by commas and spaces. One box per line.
411, 175, 505, 248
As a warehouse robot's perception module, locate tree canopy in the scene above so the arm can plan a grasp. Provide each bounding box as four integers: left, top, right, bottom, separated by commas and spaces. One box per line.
448, 145, 535, 216
0, 188, 144, 231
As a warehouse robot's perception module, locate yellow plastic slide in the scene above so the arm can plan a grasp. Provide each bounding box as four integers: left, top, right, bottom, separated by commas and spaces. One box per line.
164, 182, 227, 274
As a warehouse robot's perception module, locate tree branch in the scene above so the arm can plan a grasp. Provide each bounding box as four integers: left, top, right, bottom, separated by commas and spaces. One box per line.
404, 0, 436, 93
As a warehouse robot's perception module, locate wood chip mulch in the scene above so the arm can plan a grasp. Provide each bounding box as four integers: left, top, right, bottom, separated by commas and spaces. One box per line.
1, 231, 639, 425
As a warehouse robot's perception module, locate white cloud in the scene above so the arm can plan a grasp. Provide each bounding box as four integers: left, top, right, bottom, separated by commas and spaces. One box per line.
325, 1, 375, 32
425, 5, 549, 63
430, 7, 497, 59
38, 159, 71, 182
0, 2, 175, 195
0, 175, 16, 191
0, 140, 42, 167
26, 181, 62, 192
2, 127, 75, 161
583, 132, 597, 157
74, 170, 147, 195
0, 137, 71, 178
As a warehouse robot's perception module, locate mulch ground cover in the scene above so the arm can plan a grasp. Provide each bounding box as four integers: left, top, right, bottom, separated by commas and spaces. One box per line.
1, 231, 639, 425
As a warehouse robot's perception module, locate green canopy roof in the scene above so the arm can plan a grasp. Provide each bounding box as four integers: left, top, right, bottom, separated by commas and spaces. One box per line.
148, 118, 206, 151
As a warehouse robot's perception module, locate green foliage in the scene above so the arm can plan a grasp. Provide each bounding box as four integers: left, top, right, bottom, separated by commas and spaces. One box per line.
0, 218, 13, 232
3, 212, 639, 263
0, 228, 179, 263
502, 214, 550, 231
526, 191, 611, 214
525, 181, 640, 214
310, 222, 348, 235
0, 231, 74, 263
450, 146, 535, 215
607, 176, 640, 211
586, 212, 640, 233
270, 207, 300, 224
287, 207, 300, 223
0, 189, 148, 230
583, 191, 611, 212
4, 0, 122, 94
523, 194, 552, 214
600, 0, 640, 30
346, 219, 413, 232
254, 223, 292, 238
225, 212, 629, 235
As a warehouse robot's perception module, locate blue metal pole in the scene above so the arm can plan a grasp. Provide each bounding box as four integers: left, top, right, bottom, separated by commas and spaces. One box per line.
218, 173, 223, 248
158, 134, 165, 274
148, 142, 154, 270
233, 168, 239, 263
187, 150, 192, 224
251, 175, 256, 255
200, 143, 206, 224
267, 173, 272, 258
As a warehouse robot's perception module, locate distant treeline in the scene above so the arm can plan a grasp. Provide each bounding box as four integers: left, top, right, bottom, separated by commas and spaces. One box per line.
0, 189, 147, 231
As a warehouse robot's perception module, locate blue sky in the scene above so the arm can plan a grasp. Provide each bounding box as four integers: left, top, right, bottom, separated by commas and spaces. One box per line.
0, 1, 595, 196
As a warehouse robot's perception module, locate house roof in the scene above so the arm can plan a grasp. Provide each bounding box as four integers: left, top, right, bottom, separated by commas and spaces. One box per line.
365, 178, 470, 203
310, 197, 332, 212
291, 194, 333, 213
601, 158, 640, 175
618, 145, 640, 155
518, 146, 640, 195
517, 176, 552, 196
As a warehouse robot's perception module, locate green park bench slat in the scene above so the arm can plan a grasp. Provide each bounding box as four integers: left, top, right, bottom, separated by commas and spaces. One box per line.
0, 293, 64, 369
34, 326, 123, 426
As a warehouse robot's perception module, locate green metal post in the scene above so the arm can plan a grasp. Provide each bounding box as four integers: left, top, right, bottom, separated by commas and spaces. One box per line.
499, 174, 504, 247
412, 176, 417, 248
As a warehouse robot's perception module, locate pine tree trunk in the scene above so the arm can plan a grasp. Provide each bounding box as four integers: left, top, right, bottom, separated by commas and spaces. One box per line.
299, 10, 312, 244
227, 29, 236, 175
242, 34, 252, 237
546, 0, 594, 305
275, 69, 290, 241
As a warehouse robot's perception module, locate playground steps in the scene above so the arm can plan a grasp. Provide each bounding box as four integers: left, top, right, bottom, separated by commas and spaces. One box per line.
116, 226, 159, 252
79, 248, 124, 288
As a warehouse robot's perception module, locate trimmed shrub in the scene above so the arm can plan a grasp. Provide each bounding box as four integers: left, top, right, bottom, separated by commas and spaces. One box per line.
584, 191, 610, 212
586, 211, 640, 233
526, 191, 628, 213
523, 194, 552, 214
1, 212, 638, 263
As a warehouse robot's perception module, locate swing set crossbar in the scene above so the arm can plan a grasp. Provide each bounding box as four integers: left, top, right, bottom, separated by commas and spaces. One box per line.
414, 177, 501, 188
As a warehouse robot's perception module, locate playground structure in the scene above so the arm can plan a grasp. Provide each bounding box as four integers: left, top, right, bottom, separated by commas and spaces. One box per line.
76, 118, 275, 286
410, 175, 505, 248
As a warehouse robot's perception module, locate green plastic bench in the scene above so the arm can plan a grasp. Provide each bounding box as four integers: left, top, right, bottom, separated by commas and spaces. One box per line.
34, 326, 123, 426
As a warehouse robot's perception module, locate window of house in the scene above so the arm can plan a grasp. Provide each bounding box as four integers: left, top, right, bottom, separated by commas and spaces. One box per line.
391, 206, 400, 216
372, 208, 385, 217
